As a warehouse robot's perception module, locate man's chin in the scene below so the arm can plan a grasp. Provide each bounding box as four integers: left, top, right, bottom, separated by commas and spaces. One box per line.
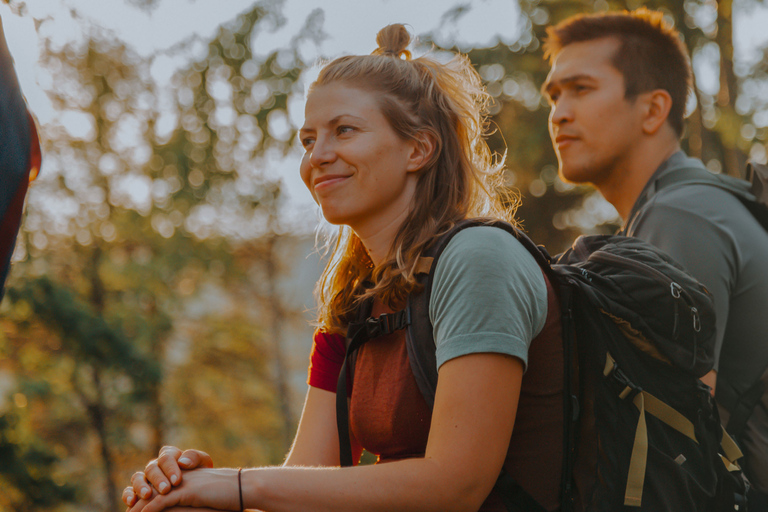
557, 163, 589, 185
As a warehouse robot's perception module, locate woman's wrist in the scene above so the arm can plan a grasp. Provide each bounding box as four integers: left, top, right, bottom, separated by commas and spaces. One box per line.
239, 467, 263, 511
237, 468, 244, 511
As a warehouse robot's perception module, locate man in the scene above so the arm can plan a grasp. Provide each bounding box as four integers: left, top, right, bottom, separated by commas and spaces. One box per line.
542, 9, 768, 508
0, 15, 40, 297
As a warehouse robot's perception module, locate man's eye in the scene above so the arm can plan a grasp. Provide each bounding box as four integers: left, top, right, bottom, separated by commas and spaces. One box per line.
338, 125, 355, 135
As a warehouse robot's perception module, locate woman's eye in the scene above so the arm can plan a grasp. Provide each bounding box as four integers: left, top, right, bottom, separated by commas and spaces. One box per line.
301, 137, 315, 148
338, 125, 355, 135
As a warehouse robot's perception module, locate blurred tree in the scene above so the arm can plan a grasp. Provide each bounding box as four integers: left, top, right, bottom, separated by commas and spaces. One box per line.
3, 276, 161, 509
0, 409, 77, 511
2, 1, 322, 509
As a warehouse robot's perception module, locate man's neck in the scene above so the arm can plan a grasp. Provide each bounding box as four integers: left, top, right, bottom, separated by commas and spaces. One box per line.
599, 141, 681, 220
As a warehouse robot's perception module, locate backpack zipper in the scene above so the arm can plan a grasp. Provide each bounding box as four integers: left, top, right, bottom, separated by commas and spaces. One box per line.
586, 250, 701, 339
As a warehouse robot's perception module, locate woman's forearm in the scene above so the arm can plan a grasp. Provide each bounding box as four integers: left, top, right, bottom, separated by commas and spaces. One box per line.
140, 354, 521, 512
246, 354, 523, 512
245, 457, 488, 512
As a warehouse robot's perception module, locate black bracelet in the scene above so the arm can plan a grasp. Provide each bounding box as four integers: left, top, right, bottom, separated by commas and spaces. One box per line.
237, 467, 244, 512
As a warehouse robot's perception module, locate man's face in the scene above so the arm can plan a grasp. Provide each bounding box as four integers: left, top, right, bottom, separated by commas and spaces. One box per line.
543, 37, 646, 188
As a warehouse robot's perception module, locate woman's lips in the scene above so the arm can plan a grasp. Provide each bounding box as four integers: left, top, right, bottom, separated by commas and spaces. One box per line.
314, 174, 351, 191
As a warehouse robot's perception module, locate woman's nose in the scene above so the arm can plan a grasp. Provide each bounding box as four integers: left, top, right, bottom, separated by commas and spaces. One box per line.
309, 136, 337, 168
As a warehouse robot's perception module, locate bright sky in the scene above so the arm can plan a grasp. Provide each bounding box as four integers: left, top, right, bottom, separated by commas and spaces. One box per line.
1, 0, 524, 120
2, 0, 768, 215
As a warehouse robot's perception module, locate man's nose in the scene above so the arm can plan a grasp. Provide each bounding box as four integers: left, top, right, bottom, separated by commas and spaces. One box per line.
549, 99, 573, 127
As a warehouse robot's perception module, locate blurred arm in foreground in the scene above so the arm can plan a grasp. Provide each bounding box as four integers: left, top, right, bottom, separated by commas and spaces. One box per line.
0, 14, 41, 298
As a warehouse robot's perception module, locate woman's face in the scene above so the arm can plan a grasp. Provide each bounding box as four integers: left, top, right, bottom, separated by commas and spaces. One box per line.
299, 83, 422, 237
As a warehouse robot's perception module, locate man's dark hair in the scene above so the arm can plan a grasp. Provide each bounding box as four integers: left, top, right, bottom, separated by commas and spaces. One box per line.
543, 8, 692, 137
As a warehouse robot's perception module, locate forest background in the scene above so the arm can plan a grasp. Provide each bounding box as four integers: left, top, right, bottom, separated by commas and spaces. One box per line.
1, 0, 767, 510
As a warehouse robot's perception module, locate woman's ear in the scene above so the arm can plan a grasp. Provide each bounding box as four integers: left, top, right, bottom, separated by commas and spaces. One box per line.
641, 89, 673, 135
406, 131, 438, 173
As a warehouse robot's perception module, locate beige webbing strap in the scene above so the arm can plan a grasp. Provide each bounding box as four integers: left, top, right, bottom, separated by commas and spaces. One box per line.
604, 353, 703, 507
414, 257, 434, 275
719, 429, 744, 469
603, 353, 616, 376
641, 391, 698, 443
721, 454, 742, 472
624, 389, 702, 507
625, 391, 649, 507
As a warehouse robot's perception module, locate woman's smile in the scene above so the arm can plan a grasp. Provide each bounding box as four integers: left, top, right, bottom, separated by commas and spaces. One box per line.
299, 84, 420, 237
313, 173, 352, 193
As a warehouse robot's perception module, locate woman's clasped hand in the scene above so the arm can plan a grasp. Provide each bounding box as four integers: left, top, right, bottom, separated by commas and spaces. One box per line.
122, 446, 224, 512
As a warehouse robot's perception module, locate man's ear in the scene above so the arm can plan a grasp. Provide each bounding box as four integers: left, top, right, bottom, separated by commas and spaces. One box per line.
406, 130, 438, 173
641, 89, 673, 135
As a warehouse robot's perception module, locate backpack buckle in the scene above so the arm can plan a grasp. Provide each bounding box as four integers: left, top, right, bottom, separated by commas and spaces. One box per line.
364, 310, 410, 338
365, 315, 387, 338
604, 353, 642, 400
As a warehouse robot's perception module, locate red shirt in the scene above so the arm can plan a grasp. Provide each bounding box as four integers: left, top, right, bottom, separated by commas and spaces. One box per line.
307, 331, 346, 393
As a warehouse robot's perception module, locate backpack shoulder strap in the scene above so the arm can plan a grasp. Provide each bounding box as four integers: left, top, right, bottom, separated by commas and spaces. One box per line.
406, 219, 555, 408
630, 165, 768, 233
654, 167, 754, 198
407, 218, 554, 512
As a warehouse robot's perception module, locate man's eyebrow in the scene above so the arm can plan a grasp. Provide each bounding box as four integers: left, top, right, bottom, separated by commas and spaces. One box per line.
541, 74, 594, 96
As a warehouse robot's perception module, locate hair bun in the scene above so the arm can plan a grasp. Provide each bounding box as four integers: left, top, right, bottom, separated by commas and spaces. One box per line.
373, 24, 412, 59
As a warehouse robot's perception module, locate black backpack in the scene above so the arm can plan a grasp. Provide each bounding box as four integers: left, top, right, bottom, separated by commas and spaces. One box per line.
335, 219, 748, 511
626, 161, 768, 459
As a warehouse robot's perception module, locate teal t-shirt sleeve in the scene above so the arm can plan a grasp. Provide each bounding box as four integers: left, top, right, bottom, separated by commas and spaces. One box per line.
429, 226, 548, 371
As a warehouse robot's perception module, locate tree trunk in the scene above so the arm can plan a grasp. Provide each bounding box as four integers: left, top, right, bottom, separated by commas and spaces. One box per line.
147, 297, 165, 456
87, 247, 120, 510
264, 233, 294, 452
90, 368, 120, 511
716, 0, 742, 176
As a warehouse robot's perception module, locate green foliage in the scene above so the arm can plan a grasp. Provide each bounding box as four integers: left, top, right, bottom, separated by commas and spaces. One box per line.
0, 412, 77, 511
3, 1, 318, 508
6, 277, 161, 387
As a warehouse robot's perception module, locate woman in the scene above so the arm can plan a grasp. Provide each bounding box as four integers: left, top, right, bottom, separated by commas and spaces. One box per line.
123, 24, 563, 512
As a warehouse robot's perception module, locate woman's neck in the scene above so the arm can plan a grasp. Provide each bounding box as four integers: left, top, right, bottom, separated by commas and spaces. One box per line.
355, 207, 411, 267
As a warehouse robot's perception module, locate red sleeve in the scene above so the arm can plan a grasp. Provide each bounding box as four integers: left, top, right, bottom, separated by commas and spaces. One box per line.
307, 331, 346, 393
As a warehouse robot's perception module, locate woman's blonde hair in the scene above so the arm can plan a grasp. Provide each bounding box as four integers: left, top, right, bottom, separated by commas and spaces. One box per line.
312, 24, 517, 334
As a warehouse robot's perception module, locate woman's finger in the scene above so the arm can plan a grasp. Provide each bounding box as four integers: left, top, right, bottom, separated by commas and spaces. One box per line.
122, 485, 137, 507
177, 449, 214, 470
153, 447, 213, 488
154, 446, 184, 488
139, 490, 180, 512
143, 458, 173, 495
130, 471, 154, 501
127, 495, 150, 512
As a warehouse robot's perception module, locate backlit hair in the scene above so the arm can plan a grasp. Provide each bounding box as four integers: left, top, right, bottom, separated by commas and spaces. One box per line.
310, 24, 516, 334
543, 8, 691, 136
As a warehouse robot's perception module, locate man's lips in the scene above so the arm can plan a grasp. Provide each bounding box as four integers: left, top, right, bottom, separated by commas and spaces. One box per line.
555, 134, 579, 149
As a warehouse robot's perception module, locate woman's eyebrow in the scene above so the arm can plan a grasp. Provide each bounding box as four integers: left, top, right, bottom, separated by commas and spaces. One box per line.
301, 114, 367, 132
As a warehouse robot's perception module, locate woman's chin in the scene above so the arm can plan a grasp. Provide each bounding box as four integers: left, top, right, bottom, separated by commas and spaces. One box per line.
319, 208, 353, 228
